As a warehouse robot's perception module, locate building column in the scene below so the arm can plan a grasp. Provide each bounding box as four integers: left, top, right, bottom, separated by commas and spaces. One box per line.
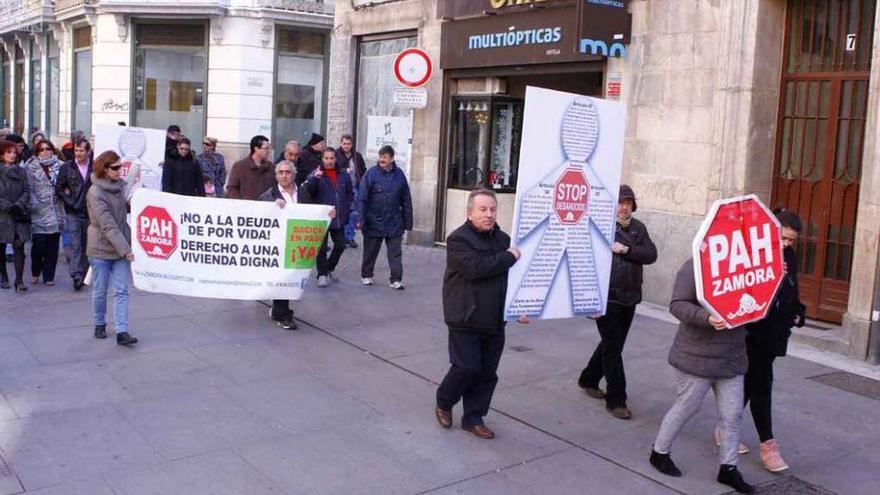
91, 14, 130, 130
205, 16, 275, 160
17, 34, 31, 136
51, 23, 72, 140
842, 5, 880, 359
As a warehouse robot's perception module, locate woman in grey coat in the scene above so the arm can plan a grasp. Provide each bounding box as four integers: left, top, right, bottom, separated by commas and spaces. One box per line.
24, 140, 65, 285
0, 141, 30, 291
87, 150, 138, 346
649, 259, 754, 494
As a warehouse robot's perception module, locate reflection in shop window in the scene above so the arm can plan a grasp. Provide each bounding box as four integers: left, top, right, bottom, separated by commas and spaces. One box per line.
274, 28, 326, 148
449, 96, 522, 192
72, 26, 92, 136
48, 34, 60, 138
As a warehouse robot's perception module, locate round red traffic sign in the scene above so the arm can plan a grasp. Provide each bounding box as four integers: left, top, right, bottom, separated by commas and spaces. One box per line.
553, 168, 591, 225
393, 48, 432, 88
137, 206, 178, 259
693, 195, 783, 328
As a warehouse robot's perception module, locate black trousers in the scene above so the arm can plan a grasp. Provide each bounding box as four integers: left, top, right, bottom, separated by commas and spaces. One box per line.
31, 232, 61, 282
316, 228, 346, 276
744, 344, 776, 442
436, 329, 505, 428
271, 300, 294, 321
361, 235, 403, 282
0, 236, 26, 284
578, 303, 637, 408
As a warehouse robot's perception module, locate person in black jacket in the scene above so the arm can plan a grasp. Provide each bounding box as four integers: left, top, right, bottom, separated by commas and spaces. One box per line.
164, 125, 181, 160
436, 189, 522, 440
336, 135, 366, 248
56, 139, 93, 290
294, 133, 324, 187
161, 137, 205, 197
742, 209, 805, 473
578, 185, 657, 420
305, 148, 354, 287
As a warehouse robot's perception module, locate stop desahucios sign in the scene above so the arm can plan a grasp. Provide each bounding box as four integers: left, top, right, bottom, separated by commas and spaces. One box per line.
692, 195, 783, 328
137, 206, 178, 259
554, 168, 590, 225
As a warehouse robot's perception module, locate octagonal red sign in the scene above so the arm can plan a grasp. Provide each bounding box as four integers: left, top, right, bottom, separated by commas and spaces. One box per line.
553, 168, 590, 225
137, 206, 178, 260
693, 195, 784, 328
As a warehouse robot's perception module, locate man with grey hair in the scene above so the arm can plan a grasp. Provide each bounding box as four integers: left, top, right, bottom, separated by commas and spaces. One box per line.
276, 139, 301, 166
435, 189, 522, 439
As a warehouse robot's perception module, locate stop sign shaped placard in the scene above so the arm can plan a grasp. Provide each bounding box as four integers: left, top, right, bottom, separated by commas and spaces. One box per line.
137, 206, 178, 259
554, 168, 591, 225
693, 195, 783, 328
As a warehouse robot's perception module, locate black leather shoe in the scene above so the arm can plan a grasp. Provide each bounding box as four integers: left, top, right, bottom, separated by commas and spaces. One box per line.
650, 450, 682, 477
94, 325, 107, 339
73, 278, 84, 291
276, 318, 298, 330
116, 332, 139, 346
717, 465, 754, 493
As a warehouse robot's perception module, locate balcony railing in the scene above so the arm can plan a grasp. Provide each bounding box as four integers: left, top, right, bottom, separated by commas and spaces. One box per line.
258, 0, 332, 14
52, 0, 332, 15
0, 0, 55, 34
54, 0, 96, 13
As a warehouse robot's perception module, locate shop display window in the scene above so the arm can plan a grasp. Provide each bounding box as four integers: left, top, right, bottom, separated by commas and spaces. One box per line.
449, 95, 523, 192
274, 28, 327, 148
72, 26, 91, 136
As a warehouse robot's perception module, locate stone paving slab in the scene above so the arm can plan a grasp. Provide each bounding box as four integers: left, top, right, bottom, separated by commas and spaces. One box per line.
0, 245, 878, 494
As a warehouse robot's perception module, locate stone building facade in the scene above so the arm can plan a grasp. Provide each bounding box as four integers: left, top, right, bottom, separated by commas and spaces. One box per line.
329, 0, 880, 361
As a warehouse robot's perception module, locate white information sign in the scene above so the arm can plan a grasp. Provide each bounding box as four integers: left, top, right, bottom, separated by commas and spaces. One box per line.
365, 115, 413, 176
504, 86, 626, 320
392, 87, 429, 109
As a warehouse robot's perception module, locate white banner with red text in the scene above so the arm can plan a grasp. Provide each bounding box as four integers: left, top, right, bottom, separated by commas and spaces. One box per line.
129, 189, 332, 300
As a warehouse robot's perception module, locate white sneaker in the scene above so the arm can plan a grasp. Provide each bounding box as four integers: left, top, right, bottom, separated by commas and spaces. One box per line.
361, 277, 373, 286
390, 281, 405, 290
317, 275, 329, 287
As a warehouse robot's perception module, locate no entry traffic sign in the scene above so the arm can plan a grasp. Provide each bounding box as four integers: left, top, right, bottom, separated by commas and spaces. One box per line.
693, 195, 784, 328
393, 48, 433, 88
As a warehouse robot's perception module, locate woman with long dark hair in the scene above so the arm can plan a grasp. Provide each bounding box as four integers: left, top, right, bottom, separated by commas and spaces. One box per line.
87, 150, 138, 346
24, 139, 65, 285
0, 141, 31, 291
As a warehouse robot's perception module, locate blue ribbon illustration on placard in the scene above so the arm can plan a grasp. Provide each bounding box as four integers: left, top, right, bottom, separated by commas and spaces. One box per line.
506, 98, 616, 318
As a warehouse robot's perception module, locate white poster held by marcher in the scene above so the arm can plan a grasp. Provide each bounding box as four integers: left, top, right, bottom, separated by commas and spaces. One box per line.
94, 124, 165, 198
504, 86, 626, 321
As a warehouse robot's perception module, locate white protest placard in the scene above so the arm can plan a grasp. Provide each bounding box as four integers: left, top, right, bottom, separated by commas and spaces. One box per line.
365, 115, 412, 176
130, 189, 333, 300
95, 124, 165, 196
504, 86, 626, 320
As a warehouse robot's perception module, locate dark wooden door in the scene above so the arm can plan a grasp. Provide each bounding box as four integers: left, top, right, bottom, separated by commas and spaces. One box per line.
772, 0, 875, 323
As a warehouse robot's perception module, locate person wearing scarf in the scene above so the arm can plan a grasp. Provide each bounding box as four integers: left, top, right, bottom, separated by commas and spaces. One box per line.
24, 140, 65, 286
577, 184, 657, 420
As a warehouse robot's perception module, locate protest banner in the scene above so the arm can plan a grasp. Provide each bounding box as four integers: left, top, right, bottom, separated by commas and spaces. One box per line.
130, 189, 332, 300
504, 86, 625, 320
94, 124, 165, 196
693, 195, 784, 328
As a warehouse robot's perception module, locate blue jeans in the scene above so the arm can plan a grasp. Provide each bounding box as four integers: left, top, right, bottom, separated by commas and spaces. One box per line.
345, 188, 359, 242
89, 257, 130, 333
65, 214, 90, 279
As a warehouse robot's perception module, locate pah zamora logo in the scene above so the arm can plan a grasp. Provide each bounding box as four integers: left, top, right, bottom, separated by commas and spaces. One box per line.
137, 206, 178, 260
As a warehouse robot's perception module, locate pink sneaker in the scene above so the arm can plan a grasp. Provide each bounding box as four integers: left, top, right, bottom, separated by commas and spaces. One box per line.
760, 439, 789, 473
714, 427, 749, 454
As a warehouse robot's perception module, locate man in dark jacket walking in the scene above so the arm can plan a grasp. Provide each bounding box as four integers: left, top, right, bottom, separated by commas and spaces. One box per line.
336, 134, 366, 248
226, 135, 275, 200
578, 185, 657, 419
435, 189, 522, 439
357, 145, 413, 290
161, 137, 205, 197
305, 148, 354, 287
295, 133, 324, 187
55, 139, 93, 290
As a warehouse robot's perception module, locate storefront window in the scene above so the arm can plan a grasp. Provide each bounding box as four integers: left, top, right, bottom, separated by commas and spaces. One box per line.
449, 96, 523, 192
73, 26, 92, 136
48, 35, 60, 138
134, 23, 206, 146
355, 35, 416, 159
30, 40, 42, 132
274, 28, 327, 148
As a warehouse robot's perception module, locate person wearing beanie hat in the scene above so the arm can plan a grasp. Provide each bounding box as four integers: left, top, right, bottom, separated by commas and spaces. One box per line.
165, 125, 181, 160
295, 132, 325, 186
578, 184, 656, 420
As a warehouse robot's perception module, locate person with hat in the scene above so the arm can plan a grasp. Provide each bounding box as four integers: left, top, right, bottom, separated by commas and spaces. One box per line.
164, 125, 181, 160
577, 184, 657, 420
295, 133, 325, 187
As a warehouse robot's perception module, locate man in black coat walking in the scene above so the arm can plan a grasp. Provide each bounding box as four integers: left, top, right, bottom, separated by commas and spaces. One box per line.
435, 189, 522, 440
578, 184, 657, 420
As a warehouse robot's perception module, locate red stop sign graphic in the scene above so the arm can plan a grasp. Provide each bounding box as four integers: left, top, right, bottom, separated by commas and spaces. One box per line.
554, 168, 591, 225
693, 195, 783, 328
137, 206, 178, 259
